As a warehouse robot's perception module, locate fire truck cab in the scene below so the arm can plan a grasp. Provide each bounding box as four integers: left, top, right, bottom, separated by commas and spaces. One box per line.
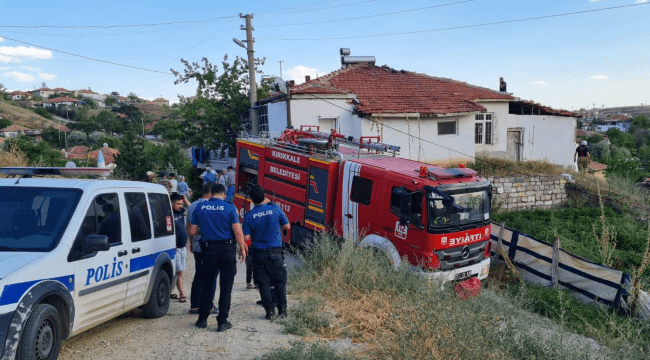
234, 128, 491, 282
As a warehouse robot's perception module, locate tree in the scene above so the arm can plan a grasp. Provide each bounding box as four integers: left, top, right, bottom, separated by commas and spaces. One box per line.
171, 54, 265, 152
586, 134, 603, 144
104, 97, 117, 106
0, 83, 7, 100
33, 107, 53, 119
606, 128, 636, 151
67, 131, 89, 146
111, 91, 120, 97
0, 118, 12, 129
5, 136, 65, 166
114, 127, 147, 180
153, 120, 184, 141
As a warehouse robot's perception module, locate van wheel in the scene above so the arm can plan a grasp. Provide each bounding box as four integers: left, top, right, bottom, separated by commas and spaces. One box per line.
19, 304, 62, 360
142, 270, 170, 318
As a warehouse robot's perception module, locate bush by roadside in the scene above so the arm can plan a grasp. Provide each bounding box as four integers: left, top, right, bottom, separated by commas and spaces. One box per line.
280, 234, 648, 359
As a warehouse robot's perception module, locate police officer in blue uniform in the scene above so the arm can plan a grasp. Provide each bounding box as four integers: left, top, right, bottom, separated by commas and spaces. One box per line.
189, 183, 247, 332
242, 185, 291, 319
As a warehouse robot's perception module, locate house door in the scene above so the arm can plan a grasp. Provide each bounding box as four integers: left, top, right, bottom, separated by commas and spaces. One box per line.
506, 129, 522, 162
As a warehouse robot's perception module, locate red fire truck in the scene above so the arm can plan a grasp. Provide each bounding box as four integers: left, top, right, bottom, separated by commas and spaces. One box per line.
234, 127, 492, 281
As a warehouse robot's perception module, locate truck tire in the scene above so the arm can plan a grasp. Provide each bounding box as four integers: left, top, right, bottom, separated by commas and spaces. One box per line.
142, 270, 171, 318
19, 304, 62, 360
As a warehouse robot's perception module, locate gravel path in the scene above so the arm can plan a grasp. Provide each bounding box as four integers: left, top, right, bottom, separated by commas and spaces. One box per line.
59, 254, 300, 360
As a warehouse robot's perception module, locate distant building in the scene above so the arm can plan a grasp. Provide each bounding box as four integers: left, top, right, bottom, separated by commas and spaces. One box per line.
148, 98, 169, 107
597, 114, 631, 133
0, 124, 31, 138
31, 87, 54, 99
76, 89, 107, 107
43, 96, 81, 108
7, 91, 31, 100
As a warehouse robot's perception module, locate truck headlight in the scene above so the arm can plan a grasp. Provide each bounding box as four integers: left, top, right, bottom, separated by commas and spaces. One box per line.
481, 266, 489, 276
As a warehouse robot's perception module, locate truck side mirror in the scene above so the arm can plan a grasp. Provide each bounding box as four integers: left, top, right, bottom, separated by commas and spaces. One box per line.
83, 235, 109, 252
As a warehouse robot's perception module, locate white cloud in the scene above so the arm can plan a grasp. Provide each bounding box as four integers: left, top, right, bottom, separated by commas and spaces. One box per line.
20, 66, 41, 72
0, 37, 3, 42
1, 71, 36, 83
0, 46, 52, 63
0, 66, 8, 71
530, 80, 547, 86
635, 0, 647, 4
38, 72, 56, 81
588, 75, 609, 80
285, 65, 319, 84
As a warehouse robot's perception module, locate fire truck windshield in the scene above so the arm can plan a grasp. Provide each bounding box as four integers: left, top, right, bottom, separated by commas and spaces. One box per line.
426, 184, 491, 233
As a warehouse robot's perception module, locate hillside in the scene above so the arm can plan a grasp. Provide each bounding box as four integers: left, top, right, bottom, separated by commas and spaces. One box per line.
0, 100, 59, 129
582, 105, 650, 119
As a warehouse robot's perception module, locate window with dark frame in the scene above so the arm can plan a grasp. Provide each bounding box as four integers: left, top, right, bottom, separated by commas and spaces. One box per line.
437, 120, 457, 135
69, 193, 121, 261
148, 193, 174, 238
350, 176, 373, 205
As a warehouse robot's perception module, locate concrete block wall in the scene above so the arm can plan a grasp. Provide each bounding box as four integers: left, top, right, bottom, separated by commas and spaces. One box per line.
488, 175, 567, 211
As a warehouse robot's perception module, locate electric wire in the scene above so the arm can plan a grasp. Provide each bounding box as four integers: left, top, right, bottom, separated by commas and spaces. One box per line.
255, 0, 377, 16
0, 15, 237, 29
301, 92, 650, 213
0, 35, 172, 74
258, 2, 650, 40
255, 0, 343, 14
260, 0, 475, 27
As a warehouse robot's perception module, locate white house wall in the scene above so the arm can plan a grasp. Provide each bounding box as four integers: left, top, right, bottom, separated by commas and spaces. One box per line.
360, 115, 475, 165
289, 98, 362, 139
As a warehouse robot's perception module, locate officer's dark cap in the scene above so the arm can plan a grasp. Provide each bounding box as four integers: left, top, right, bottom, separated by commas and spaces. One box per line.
211, 183, 227, 195
203, 182, 214, 195
250, 185, 265, 204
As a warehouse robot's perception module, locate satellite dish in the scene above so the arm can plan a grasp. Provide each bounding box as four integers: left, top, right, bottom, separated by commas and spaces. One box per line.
272, 76, 287, 94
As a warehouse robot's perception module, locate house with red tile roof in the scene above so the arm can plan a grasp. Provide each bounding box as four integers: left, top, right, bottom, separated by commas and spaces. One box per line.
49, 124, 71, 133
150, 98, 169, 107
259, 61, 577, 167
597, 114, 631, 133
31, 87, 54, 99
43, 96, 81, 108
8, 91, 31, 101
75, 89, 107, 107
0, 124, 31, 138
64, 146, 89, 160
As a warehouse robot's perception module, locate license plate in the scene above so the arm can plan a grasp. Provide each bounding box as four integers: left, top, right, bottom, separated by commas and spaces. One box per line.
455, 271, 471, 280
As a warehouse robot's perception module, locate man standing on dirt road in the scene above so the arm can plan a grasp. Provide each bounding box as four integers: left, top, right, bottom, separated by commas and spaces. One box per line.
242, 185, 291, 320
189, 183, 247, 332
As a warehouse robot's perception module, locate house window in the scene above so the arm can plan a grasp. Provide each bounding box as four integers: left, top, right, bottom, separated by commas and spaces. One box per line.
258, 104, 269, 134
475, 113, 493, 145
437, 120, 457, 136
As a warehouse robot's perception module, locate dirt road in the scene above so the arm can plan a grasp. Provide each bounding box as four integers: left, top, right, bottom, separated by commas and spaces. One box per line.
59, 254, 299, 360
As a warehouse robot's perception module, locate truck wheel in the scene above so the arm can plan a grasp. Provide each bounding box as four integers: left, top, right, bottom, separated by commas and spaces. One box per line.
142, 270, 170, 318
19, 304, 62, 360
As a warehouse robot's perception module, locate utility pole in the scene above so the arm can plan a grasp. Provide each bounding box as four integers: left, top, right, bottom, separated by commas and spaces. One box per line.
240, 13, 258, 135
278, 60, 284, 79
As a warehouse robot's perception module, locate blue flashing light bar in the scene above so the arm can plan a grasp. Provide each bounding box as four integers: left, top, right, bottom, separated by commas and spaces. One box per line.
0, 167, 111, 177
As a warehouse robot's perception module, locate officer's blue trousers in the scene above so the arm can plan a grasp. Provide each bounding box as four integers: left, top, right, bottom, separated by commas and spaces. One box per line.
226, 185, 235, 203
198, 243, 237, 324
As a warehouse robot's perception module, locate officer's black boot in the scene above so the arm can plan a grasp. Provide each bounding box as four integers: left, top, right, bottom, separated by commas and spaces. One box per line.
277, 307, 287, 319
265, 307, 276, 320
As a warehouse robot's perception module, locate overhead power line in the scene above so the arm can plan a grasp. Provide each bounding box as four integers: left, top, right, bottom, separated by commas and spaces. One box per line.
0, 15, 237, 29
255, 0, 343, 15
255, 0, 377, 15
259, 2, 650, 40
0, 35, 171, 74
260, 0, 475, 27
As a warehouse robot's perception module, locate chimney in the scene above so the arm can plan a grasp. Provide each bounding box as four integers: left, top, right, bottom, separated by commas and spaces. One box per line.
289, 80, 295, 87
305, 75, 311, 83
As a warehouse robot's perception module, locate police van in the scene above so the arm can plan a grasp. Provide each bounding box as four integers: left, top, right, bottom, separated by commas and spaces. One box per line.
0, 167, 177, 360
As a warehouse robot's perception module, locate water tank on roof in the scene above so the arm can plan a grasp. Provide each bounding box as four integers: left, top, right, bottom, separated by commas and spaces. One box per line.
341, 56, 376, 65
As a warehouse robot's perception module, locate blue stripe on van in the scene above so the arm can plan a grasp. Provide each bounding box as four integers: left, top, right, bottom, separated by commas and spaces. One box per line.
0, 275, 74, 306
129, 248, 176, 273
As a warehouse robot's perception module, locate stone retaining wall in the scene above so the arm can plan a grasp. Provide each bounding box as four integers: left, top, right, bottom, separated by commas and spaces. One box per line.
488, 175, 567, 211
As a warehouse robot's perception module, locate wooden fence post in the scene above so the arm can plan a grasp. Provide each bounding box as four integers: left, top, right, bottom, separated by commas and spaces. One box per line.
492, 222, 505, 263
551, 237, 560, 288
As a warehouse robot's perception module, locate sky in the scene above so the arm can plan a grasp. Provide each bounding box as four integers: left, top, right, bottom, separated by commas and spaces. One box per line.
0, 0, 648, 111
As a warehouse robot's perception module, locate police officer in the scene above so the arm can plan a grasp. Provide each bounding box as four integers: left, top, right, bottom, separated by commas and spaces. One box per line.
189, 183, 247, 332
242, 185, 290, 319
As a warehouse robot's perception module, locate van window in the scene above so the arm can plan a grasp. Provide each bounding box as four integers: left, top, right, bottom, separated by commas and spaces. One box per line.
125, 193, 152, 242
0, 187, 82, 252
69, 193, 121, 261
390, 187, 424, 226
350, 176, 373, 205
148, 193, 174, 238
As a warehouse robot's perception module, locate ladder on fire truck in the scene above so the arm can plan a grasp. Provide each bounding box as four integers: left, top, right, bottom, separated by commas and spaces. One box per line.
241, 125, 401, 159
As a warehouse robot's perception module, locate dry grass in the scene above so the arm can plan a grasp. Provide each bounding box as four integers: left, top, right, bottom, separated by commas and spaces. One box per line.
0, 142, 29, 174
0, 100, 59, 129
630, 225, 650, 314
593, 183, 617, 267
469, 156, 566, 177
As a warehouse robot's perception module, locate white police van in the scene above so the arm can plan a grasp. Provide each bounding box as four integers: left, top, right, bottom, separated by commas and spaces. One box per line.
0, 167, 177, 360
